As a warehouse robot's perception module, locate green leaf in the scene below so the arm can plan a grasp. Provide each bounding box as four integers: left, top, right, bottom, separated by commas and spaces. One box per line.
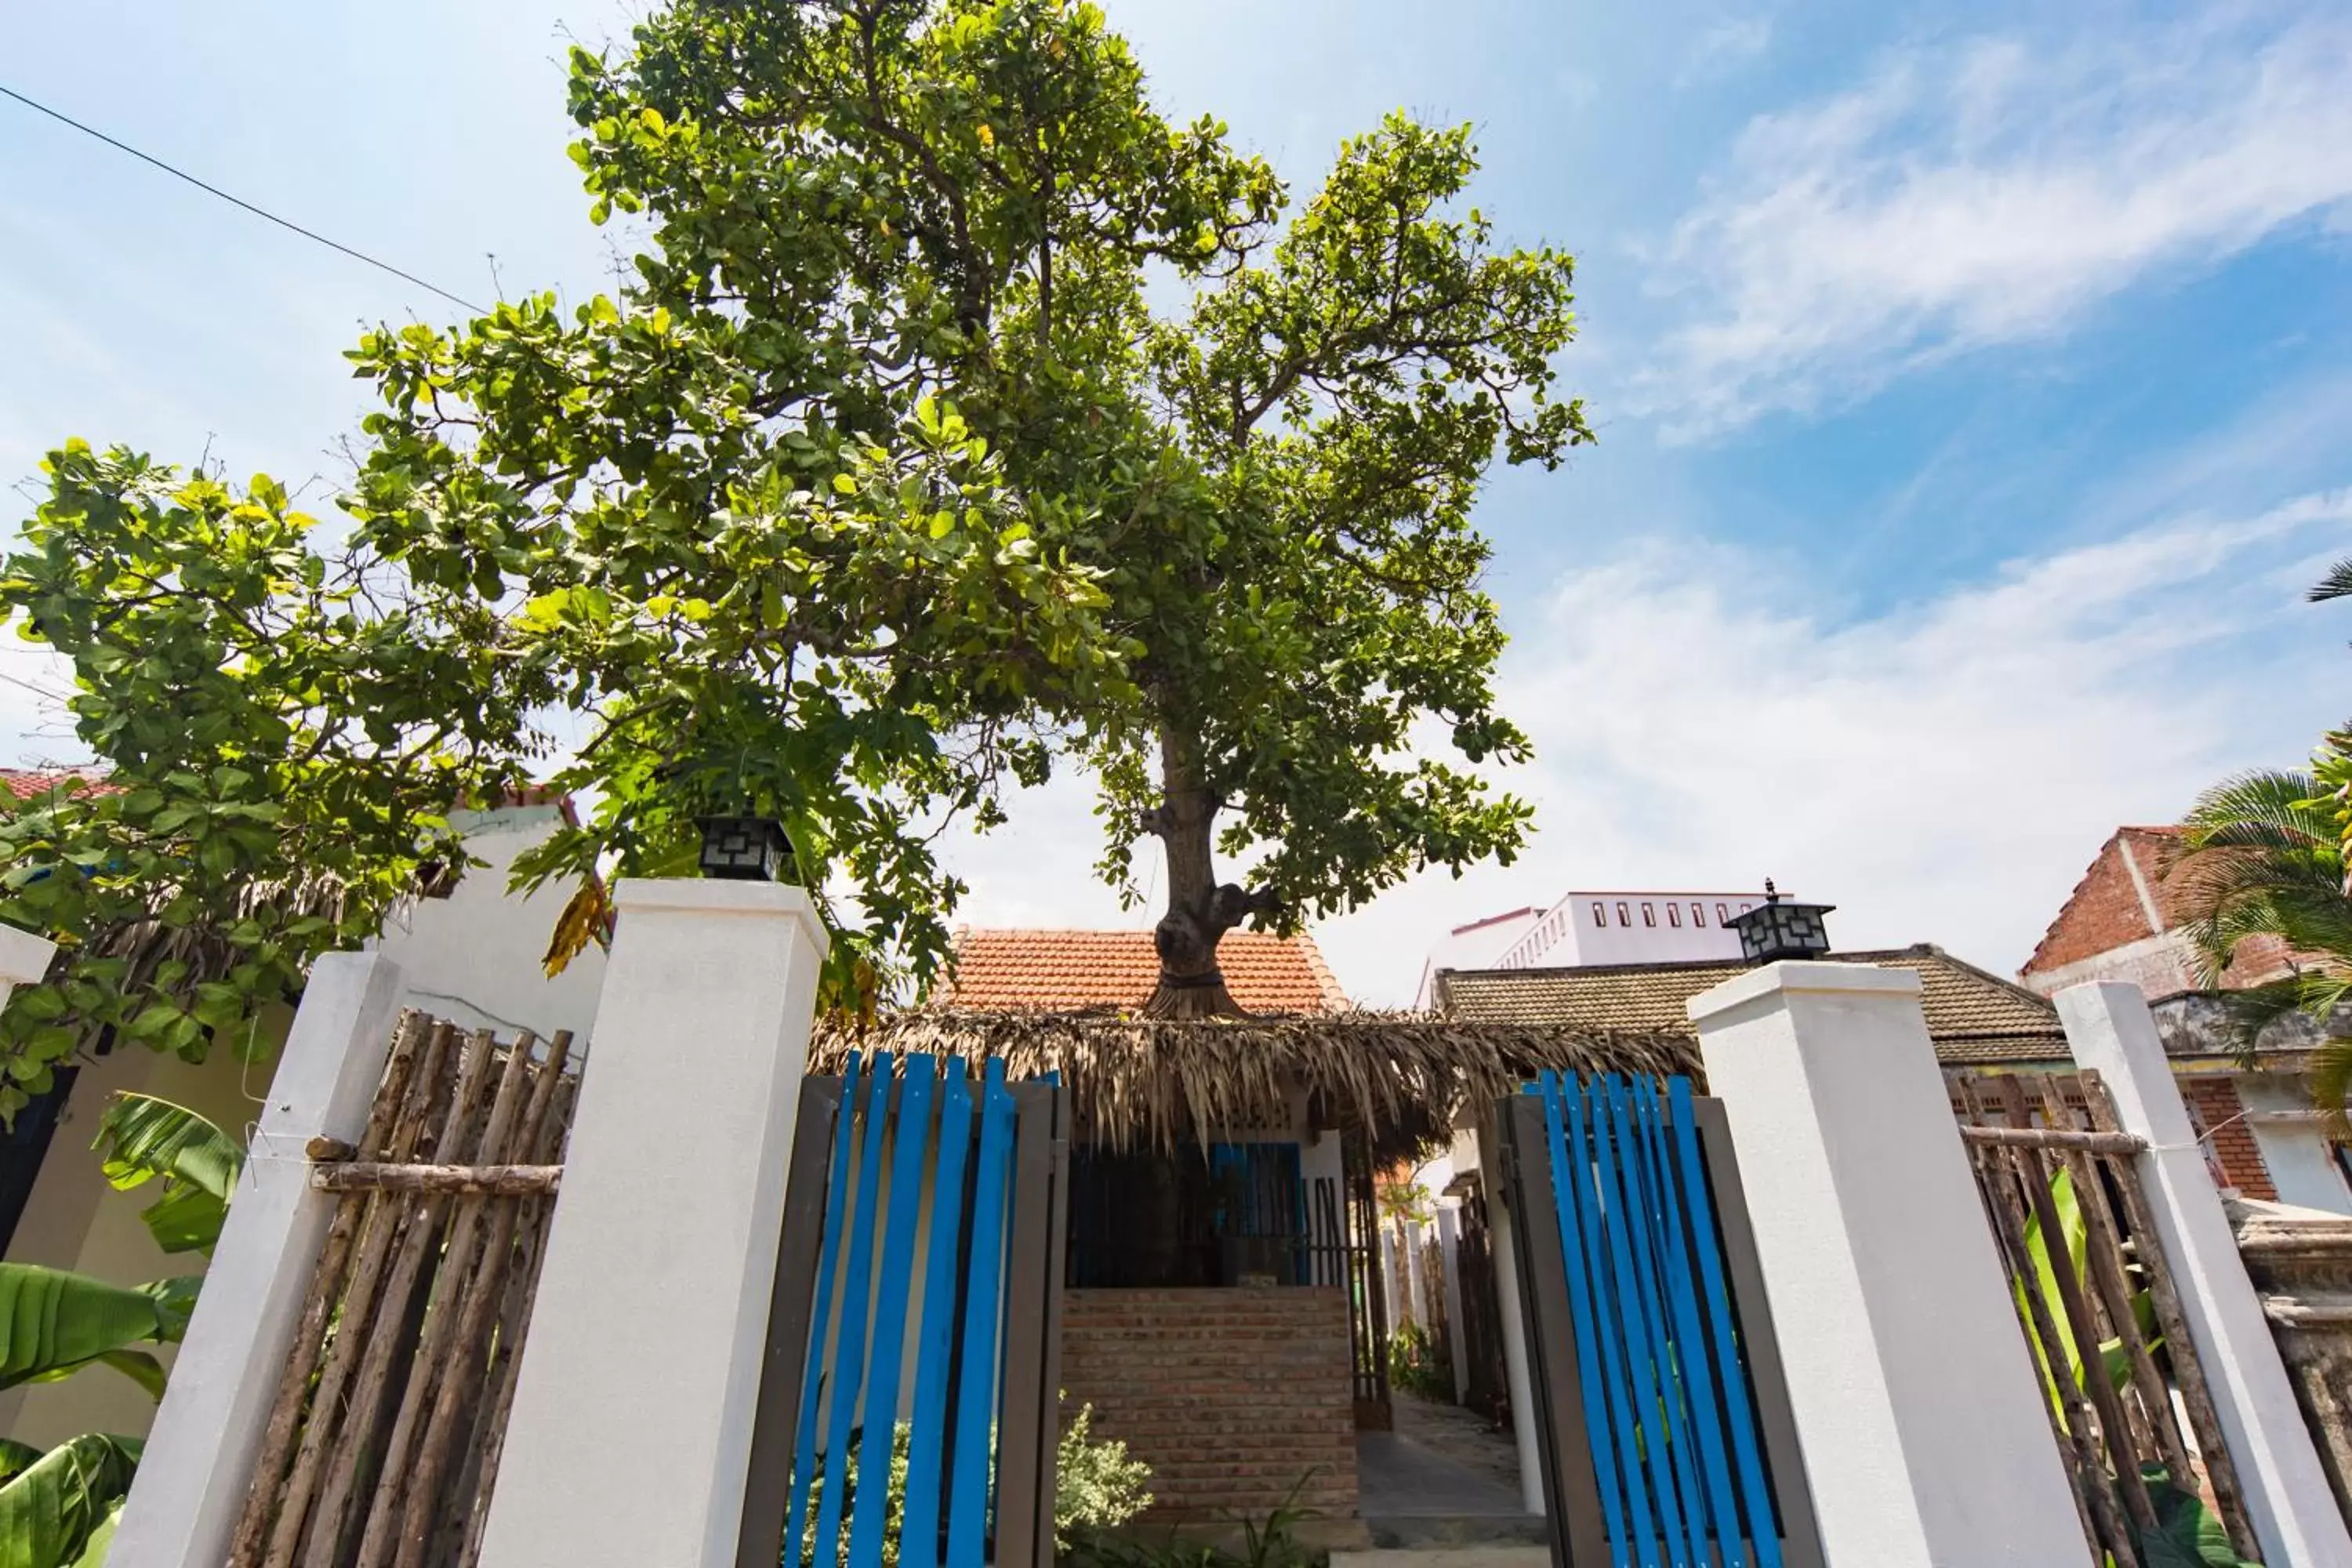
2132, 1469, 2256, 1566
0, 1266, 180, 1392
138, 1277, 201, 1344
66, 1497, 124, 1568
0, 1434, 140, 1568
133, 1179, 230, 1256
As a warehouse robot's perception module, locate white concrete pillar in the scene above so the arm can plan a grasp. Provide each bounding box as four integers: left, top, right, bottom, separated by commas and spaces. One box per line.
112, 952, 408, 1568
1689, 961, 2089, 1567
1403, 1215, 1428, 1329
1489, 1184, 1546, 1516
477, 880, 827, 1568
1435, 1207, 1471, 1404
1377, 1221, 1396, 1327
2056, 981, 2352, 1566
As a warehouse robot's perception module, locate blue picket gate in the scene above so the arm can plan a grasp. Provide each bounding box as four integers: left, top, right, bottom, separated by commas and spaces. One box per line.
1501, 1074, 1822, 1568
735, 1053, 1069, 1568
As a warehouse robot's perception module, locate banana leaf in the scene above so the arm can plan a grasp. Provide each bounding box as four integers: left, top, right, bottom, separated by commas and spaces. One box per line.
2015, 1168, 2159, 1423
66, 1500, 122, 1568
92, 1094, 241, 1256
0, 1265, 191, 1393
0, 1440, 37, 1484
2132, 1468, 2256, 1567
0, 1434, 140, 1568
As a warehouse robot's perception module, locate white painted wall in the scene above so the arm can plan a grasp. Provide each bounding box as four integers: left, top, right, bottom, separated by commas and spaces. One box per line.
111, 954, 407, 1568
1540, 891, 1760, 967
368, 803, 608, 1047
1411, 908, 1542, 1009
1417, 891, 1773, 1008
2236, 1075, 2352, 1217
2017, 930, 2199, 999
1300, 1127, 1344, 1209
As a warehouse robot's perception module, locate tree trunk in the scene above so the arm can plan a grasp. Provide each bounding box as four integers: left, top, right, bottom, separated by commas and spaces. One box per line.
1142, 724, 1265, 1018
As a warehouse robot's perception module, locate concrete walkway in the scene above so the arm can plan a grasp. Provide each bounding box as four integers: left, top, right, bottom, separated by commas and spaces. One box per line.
1355, 1432, 1528, 1519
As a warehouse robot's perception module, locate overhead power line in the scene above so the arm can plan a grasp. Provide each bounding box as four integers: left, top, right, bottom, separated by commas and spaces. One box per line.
0, 82, 485, 314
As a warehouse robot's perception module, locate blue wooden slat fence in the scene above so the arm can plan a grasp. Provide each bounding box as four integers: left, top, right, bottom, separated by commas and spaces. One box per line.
899, 1062, 974, 1568
1523, 1073, 1789, 1568
947, 1060, 1015, 1568
764, 1053, 1058, 1568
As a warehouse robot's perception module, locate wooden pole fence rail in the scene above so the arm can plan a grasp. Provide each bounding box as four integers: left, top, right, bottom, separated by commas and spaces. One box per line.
1955, 1124, 2146, 1156
310, 1163, 564, 1197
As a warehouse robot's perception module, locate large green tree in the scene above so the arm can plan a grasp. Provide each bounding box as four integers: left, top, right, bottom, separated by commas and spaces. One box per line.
507, 0, 1591, 1014
10, 0, 1584, 1041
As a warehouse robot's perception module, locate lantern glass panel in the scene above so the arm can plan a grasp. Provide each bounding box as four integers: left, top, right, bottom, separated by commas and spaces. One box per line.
696, 816, 791, 882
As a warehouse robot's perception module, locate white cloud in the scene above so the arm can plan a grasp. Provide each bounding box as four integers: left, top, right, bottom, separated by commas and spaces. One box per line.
1307, 489, 2352, 1002
1677, 15, 1772, 85
1635, 8, 2352, 434
939, 488, 2352, 1005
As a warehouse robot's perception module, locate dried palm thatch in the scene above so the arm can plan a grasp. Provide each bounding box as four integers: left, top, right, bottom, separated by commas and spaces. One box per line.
47, 873, 393, 1062
77, 873, 356, 993
810, 1008, 1700, 1162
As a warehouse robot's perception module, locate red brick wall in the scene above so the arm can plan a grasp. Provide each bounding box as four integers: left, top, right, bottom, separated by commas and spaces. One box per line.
2025, 829, 2297, 993
1060, 1288, 1358, 1525
2183, 1076, 2276, 1200
2028, 833, 2162, 974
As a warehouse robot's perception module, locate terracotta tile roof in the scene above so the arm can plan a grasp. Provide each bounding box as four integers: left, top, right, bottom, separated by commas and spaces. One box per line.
1435, 945, 2070, 1067
0, 767, 572, 818
941, 928, 1349, 1013
0, 767, 118, 800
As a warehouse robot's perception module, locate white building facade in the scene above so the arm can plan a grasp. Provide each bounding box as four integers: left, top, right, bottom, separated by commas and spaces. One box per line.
1413, 887, 1770, 1007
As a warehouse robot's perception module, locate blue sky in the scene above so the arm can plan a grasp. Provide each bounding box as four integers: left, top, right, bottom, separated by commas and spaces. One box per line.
2, 0, 2348, 1002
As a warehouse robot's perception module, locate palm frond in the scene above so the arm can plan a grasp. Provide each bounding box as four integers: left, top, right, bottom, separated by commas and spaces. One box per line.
2169, 768, 2352, 1004
2311, 1038, 2352, 1138
2311, 557, 2352, 603
2181, 769, 2336, 851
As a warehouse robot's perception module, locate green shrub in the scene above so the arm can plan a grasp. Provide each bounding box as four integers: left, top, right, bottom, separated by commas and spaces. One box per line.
1057, 1403, 1154, 1548
789, 1400, 1152, 1568
1060, 1475, 1319, 1568
1388, 1320, 1452, 1402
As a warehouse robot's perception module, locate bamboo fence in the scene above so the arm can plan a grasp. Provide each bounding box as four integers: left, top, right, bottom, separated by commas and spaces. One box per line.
1948, 1069, 2259, 1566
227, 1011, 578, 1568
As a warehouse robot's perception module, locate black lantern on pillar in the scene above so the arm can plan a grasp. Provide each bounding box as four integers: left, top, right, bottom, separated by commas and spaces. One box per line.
1728, 879, 1835, 964
695, 815, 793, 882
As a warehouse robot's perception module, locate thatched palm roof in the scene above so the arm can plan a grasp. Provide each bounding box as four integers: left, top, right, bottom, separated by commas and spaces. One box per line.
809, 1008, 1699, 1161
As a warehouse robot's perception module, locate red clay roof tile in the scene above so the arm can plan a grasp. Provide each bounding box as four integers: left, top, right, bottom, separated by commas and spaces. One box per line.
0, 768, 118, 800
